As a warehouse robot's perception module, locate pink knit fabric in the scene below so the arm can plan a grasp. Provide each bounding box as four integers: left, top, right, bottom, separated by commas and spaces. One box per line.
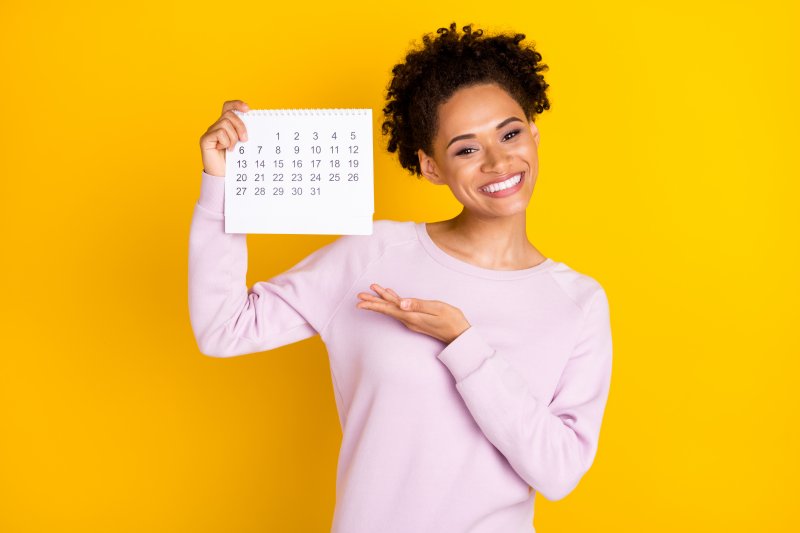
188, 171, 613, 532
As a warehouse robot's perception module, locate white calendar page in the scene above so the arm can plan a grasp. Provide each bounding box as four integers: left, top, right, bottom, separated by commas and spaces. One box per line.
224, 108, 374, 235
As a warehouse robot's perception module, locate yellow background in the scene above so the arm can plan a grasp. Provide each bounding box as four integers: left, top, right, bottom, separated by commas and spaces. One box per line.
1, 0, 798, 531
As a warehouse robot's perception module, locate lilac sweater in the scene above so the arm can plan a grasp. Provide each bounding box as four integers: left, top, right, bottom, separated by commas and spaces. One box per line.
188, 171, 613, 533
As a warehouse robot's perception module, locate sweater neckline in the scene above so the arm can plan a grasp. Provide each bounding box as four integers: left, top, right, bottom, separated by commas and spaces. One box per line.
414, 222, 556, 280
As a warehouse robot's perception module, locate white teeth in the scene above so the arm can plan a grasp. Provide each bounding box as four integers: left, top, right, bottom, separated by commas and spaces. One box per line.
480, 173, 522, 193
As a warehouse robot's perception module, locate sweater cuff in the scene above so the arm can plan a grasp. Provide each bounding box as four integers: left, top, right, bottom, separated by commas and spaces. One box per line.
437, 325, 495, 383
198, 170, 225, 213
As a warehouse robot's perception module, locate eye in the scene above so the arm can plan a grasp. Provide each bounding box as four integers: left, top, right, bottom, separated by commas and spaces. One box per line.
503, 129, 522, 141
455, 147, 477, 156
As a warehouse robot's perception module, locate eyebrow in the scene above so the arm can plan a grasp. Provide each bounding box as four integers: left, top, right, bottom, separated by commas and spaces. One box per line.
445, 116, 525, 149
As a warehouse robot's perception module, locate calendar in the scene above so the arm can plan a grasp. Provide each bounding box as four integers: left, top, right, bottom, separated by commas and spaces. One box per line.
224, 108, 374, 235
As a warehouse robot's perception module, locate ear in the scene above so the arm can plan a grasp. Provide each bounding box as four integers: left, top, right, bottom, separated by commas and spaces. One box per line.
417, 148, 445, 185
529, 121, 540, 147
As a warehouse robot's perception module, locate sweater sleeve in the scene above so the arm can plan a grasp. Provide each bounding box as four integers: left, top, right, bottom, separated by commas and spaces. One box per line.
436, 287, 613, 501
188, 170, 362, 357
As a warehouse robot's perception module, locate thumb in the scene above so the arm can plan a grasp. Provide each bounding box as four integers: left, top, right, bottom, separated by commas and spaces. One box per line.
400, 298, 434, 313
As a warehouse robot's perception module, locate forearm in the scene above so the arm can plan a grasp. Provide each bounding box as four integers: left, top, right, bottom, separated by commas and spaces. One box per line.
437, 319, 611, 501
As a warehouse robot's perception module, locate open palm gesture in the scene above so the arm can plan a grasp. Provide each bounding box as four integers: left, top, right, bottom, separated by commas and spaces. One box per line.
355, 284, 471, 344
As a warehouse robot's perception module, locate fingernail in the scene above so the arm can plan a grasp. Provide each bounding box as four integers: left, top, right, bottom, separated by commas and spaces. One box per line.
401, 300, 410, 309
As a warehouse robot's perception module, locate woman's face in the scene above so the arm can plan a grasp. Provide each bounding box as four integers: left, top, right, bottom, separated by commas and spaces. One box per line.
417, 82, 540, 219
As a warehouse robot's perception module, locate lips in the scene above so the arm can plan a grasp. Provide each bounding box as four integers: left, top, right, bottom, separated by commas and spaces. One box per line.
478, 171, 524, 191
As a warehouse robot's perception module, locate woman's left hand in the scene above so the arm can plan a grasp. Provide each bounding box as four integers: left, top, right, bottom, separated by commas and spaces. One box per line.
355, 283, 471, 345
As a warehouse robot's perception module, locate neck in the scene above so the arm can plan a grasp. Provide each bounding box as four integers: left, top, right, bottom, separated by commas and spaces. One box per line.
435, 210, 543, 269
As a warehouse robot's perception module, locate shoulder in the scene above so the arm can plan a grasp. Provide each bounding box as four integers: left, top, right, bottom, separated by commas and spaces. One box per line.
369, 218, 419, 244
304, 218, 418, 272
329, 218, 417, 252
545, 260, 609, 317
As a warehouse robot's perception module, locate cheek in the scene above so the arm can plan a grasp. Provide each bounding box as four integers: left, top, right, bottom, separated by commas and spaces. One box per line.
515, 145, 539, 172
442, 158, 477, 180
453, 161, 484, 186
513, 141, 538, 158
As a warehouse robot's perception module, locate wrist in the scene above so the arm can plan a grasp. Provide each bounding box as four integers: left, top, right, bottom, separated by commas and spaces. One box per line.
446, 321, 471, 345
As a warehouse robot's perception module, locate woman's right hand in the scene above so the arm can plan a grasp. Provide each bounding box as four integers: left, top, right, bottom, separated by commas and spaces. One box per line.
199, 100, 250, 178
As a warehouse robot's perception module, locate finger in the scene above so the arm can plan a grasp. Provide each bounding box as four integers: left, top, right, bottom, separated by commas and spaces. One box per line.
397, 297, 438, 314
200, 127, 225, 151
356, 292, 383, 302
384, 287, 402, 300
212, 128, 232, 151
356, 299, 405, 320
222, 100, 249, 115
214, 119, 240, 151
370, 284, 401, 306
222, 109, 249, 142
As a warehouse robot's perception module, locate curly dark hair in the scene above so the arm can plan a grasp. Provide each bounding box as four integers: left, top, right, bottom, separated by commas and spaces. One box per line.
381, 22, 551, 177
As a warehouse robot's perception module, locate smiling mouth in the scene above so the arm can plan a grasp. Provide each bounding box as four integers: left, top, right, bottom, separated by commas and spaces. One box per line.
478, 171, 525, 193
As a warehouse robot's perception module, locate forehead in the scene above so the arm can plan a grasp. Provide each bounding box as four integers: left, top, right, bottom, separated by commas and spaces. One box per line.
435, 83, 526, 139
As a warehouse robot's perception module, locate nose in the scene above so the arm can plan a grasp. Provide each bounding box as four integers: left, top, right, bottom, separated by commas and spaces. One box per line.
480, 142, 511, 174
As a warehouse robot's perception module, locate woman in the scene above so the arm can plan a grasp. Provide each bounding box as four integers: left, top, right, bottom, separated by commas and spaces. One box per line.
189, 22, 613, 533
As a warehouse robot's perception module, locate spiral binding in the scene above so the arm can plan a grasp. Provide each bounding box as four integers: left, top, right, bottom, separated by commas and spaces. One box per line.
233, 108, 370, 116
